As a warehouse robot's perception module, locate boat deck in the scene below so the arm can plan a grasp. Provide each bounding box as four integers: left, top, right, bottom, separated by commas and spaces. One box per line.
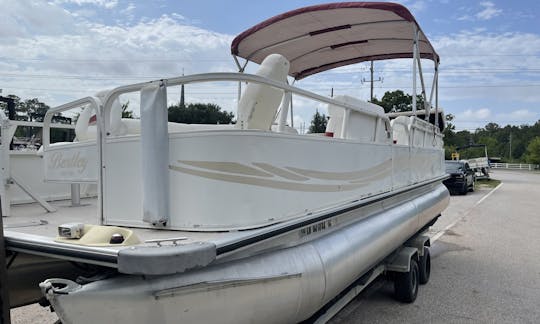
5, 197, 247, 245
4, 197, 268, 272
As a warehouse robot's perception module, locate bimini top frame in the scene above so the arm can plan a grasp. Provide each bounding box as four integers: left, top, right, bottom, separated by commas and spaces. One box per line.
231, 2, 441, 126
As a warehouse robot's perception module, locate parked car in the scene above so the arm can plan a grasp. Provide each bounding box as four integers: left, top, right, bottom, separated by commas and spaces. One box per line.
443, 160, 475, 195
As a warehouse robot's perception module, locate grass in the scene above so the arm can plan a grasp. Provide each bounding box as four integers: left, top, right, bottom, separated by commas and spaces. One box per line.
476, 178, 501, 188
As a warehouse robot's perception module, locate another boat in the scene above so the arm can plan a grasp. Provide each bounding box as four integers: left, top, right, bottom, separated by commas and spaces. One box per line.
0, 111, 96, 217
4, 3, 449, 323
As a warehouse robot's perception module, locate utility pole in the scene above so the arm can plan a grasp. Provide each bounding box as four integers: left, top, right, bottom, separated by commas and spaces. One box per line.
362, 61, 383, 101
180, 68, 185, 108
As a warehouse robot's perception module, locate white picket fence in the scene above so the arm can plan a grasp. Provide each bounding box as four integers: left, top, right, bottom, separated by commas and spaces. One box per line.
491, 163, 539, 171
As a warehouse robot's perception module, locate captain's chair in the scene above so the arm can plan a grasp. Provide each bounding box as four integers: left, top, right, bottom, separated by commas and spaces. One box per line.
236, 54, 290, 130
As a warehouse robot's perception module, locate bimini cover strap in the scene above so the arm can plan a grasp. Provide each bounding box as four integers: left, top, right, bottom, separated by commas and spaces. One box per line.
140, 82, 170, 226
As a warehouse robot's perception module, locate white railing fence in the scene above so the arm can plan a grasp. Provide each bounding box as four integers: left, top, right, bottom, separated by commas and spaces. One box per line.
491, 163, 539, 171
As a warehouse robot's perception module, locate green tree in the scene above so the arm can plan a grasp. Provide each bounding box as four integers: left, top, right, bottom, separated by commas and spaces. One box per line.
0, 95, 66, 122
0, 94, 74, 144
121, 101, 134, 118
168, 103, 234, 124
308, 110, 327, 133
371, 90, 424, 113
525, 137, 540, 164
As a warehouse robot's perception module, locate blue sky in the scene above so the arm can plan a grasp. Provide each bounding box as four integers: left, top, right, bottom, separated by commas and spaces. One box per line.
1, 0, 539, 131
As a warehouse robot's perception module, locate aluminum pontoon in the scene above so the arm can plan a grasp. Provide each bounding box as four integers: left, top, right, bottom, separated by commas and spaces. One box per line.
4, 2, 448, 323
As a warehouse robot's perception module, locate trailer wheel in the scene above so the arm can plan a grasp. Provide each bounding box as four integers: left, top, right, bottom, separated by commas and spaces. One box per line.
394, 258, 419, 303
419, 247, 431, 284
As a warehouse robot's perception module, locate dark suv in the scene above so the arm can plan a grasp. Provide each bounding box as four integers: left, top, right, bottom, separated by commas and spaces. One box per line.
443, 160, 475, 195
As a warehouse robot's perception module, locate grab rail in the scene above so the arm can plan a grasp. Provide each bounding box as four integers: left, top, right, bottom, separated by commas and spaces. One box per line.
99, 72, 391, 134
43, 97, 101, 150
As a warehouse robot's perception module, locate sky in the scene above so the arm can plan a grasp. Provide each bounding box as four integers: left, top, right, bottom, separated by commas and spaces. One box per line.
0, 0, 539, 132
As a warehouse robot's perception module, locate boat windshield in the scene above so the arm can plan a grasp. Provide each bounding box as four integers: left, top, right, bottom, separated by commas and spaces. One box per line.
445, 161, 463, 172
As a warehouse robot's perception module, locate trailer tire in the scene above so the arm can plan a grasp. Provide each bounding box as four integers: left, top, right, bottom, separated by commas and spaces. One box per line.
419, 247, 430, 284
394, 258, 419, 303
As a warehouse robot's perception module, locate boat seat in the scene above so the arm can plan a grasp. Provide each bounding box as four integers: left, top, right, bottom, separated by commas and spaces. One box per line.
75, 97, 126, 141
236, 54, 290, 130
390, 116, 410, 145
325, 95, 386, 141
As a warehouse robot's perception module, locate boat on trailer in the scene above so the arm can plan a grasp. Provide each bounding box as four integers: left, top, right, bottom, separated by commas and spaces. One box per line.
4, 2, 449, 323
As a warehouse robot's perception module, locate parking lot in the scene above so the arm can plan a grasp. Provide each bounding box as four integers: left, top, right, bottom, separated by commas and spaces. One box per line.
331, 170, 540, 323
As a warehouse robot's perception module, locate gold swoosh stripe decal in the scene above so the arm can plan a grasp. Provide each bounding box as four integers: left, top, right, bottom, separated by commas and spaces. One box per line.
169, 165, 375, 192
179, 160, 274, 178
349, 168, 392, 184
252, 162, 310, 181
285, 159, 392, 181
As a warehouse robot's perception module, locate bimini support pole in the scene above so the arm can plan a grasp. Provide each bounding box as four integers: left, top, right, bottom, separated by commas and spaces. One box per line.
277, 91, 292, 132
429, 62, 438, 107
416, 51, 429, 121
430, 60, 440, 128
435, 61, 440, 128
233, 55, 250, 102
290, 79, 296, 129
412, 25, 419, 115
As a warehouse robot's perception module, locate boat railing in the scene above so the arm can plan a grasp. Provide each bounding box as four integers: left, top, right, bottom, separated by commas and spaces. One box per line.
42, 97, 101, 150
96, 72, 393, 226
42, 97, 101, 186
99, 72, 391, 136
409, 117, 443, 148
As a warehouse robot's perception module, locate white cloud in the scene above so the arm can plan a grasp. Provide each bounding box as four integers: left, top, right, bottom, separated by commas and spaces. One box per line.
456, 1, 502, 22
454, 108, 540, 130
432, 30, 540, 103
0, 1, 78, 38
457, 14, 473, 21
496, 109, 538, 123
457, 108, 492, 121
54, 0, 118, 9
403, 1, 426, 13
476, 1, 502, 20
120, 3, 136, 21
0, 2, 235, 108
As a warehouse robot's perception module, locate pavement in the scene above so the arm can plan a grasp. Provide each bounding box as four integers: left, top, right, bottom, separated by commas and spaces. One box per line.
330, 170, 540, 323
9, 170, 540, 323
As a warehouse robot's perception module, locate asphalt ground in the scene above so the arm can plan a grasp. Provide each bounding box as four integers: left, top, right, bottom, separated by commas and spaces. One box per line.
10, 170, 540, 323
330, 170, 540, 323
